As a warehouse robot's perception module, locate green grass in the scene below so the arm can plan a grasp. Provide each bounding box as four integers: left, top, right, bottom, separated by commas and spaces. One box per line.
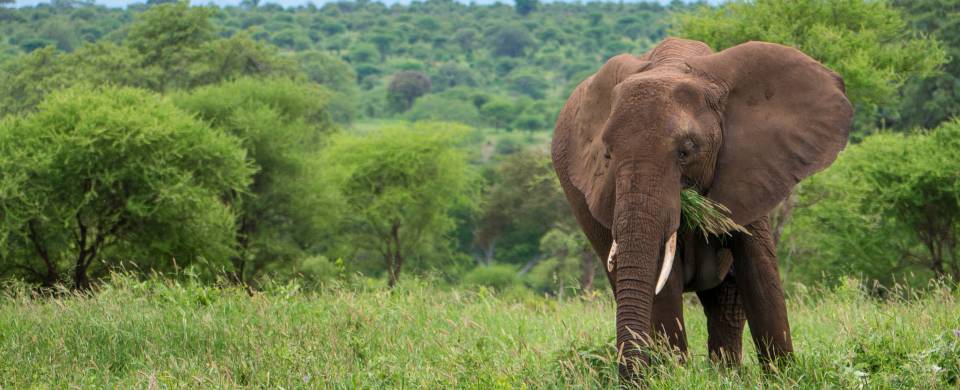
0, 277, 958, 388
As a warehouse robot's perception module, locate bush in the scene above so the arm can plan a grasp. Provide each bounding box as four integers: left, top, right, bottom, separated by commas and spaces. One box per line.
347, 42, 379, 64
463, 264, 522, 291
512, 113, 546, 131
262, 255, 344, 287
527, 228, 589, 297
432, 62, 478, 91
480, 97, 520, 129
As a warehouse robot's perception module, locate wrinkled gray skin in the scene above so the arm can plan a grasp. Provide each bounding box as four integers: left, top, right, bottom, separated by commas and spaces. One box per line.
551, 38, 853, 380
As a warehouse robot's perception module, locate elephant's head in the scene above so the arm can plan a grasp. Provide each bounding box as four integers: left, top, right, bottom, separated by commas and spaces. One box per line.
564, 38, 852, 371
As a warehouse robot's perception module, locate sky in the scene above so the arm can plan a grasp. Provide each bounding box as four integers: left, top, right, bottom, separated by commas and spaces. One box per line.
11, 0, 714, 9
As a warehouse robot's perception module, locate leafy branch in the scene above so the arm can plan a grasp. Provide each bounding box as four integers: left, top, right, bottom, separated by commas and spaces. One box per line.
680, 189, 749, 239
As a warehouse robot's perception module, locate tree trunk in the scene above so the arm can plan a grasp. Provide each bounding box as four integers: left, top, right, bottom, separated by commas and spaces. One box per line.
579, 249, 596, 292
43, 268, 59, 289
230, 215, 256, 286
921, 234, 946, 278
387, 222, 403, 288
73, 217, 92, 291
770, 188, 797, 246
482, 239, 496, 266
73, 261, 91, 291
28, 220, 59, 288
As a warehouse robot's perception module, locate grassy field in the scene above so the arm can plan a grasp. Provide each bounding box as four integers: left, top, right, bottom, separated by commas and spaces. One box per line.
0, 277, 958, 389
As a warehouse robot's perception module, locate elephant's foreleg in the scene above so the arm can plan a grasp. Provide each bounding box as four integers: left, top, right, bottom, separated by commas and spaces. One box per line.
650, 262, 688, 359
696, 275, 746, 365
732, 217, 794, 366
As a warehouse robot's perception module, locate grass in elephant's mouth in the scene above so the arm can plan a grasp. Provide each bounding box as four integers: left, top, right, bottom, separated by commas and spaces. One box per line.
1, 275, 958, 388
680, 189, 749, 238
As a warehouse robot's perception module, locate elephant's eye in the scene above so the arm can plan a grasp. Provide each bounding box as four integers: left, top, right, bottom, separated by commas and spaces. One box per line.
678, 139, 695, 163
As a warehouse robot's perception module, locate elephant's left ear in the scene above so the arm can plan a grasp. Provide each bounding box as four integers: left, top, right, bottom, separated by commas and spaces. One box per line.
686, 41, 853, 225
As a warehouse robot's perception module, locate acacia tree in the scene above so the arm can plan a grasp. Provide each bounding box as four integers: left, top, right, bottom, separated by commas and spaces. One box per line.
323, 123, 477, 287
487, 24, 535, 58
479, 98, 519, 130
0, 86, 252, 289
515, 0, 538, 16
387, 71, 431, 112
174, 78, 337, 286
475, 149, 568, 266
297, 50, 360, 123
125, 2, 214, 89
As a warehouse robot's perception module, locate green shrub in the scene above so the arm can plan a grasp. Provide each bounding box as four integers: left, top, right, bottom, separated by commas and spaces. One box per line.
463, 264, 522, 291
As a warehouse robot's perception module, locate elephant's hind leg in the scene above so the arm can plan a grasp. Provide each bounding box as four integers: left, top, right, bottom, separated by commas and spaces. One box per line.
696, 275, 746, 365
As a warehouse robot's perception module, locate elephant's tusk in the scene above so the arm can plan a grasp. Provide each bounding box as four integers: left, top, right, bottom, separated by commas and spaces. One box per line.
606, 240, 618, 272
655, 232, 677, 295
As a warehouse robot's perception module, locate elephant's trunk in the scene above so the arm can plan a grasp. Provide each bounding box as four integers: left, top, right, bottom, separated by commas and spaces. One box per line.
611, 188, 675, 380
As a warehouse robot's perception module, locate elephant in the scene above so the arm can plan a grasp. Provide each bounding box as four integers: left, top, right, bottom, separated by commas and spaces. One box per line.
551, 37, 853, 379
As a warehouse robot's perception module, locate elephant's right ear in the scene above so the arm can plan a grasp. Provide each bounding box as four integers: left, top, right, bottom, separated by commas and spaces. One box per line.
568, 54, 650, 227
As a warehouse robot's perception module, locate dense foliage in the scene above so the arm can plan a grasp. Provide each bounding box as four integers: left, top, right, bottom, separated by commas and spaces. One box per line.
0, 2, 300, 117
0, 86, 253, 289
784, 119, 960, 287
892, 0, 960, 130
173, 78, 337, 286
674, 0, 947, 136
0, 0, 683, 131
0, 0, 957, 293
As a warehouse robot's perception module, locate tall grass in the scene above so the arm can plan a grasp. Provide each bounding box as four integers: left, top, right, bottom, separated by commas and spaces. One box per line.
0, 276, 957, 388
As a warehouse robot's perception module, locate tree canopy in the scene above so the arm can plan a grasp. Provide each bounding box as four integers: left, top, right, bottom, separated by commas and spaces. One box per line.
0, 86, 252, 289
674, 0, 947, 136
893, 0, 960, 130
321, 123, 478, 286
173, 78, 337, 286
784, 118, 960, 287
